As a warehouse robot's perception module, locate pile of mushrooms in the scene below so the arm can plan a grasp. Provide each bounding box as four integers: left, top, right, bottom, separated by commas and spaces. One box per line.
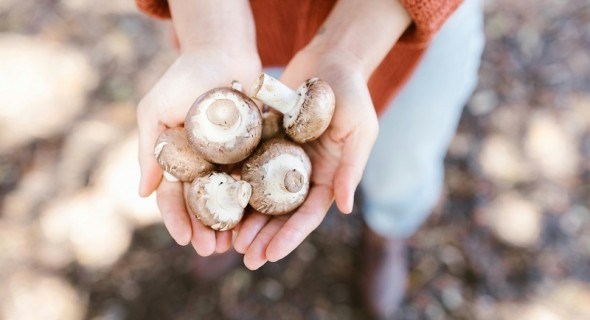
154, 74, 335, 230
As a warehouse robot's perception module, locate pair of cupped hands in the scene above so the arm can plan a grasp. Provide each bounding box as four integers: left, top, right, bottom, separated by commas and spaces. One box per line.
137, 46, 378, 270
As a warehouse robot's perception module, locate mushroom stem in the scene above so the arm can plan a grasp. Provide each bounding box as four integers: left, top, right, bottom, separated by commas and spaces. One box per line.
206, 99, 240, 128
284, 169, 304, 193
215, 180, 252, 210
235, 181, 253, 208
250, 73, 300, 115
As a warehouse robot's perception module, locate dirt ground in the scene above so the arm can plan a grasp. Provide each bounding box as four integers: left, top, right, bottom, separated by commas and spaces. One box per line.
1, 0, 590, 319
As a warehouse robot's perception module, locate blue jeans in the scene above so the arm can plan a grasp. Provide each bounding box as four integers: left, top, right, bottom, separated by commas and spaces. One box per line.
361, 0, 485, 238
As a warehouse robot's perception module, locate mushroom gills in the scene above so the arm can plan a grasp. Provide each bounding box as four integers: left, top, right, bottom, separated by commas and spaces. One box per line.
185, 87, 262, 164
154, 142, 179, 182
190, 91, 251, 146
206, 175, 252, 215
188, 172, 251, 231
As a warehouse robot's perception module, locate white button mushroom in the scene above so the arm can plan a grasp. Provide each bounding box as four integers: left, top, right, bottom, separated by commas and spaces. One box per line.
185, 82, 262, 164
242, 138, 312, 215
187, 172, 252, 231
154, 127, 216, 182
249, 73, 335, 143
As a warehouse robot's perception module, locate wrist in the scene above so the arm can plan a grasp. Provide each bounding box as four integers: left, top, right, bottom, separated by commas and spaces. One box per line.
180, 43, 261, 68
169, 0, 258, 57
304, 0, 411, 77
176, 29, 259, 58
300, 45, 369, 79
177, 48, 262, 82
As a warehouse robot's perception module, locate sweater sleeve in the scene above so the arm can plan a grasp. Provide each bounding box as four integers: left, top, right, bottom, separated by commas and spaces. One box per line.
134, 0, 463, 47
134, 0, 466, 115
135, 0, 170, 19
398, 0, 464, 47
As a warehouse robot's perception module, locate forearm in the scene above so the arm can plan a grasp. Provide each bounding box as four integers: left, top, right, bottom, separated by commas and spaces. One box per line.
169, 0, 258, 56
305, 0, 412, 78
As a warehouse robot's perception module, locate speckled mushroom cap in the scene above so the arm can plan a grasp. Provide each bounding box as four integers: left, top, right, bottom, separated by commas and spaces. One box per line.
187, 172, 252, 231
242, 138, 312, 215
154, 127, 216, 182
283, 78, 335, 143
250, 74, 335, 144
185, 86, 262, 164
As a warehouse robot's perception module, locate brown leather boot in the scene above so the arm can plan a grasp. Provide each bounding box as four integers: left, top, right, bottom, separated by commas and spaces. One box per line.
361, 226, 408, 319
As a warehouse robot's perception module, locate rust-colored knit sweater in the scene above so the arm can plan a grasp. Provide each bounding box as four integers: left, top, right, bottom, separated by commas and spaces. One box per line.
136, 0, 462, 116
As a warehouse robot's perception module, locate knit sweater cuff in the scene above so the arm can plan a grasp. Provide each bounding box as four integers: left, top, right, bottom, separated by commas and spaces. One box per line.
400, 0, 463, 47
398, 0, 463, 47
135, 0, 464, 48
136, 0, 170, 19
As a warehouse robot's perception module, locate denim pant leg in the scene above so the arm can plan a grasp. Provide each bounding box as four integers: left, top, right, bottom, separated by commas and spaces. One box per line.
361, 0, 485, 238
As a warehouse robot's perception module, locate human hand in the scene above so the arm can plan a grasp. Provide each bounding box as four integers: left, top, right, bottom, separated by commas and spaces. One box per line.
234, 49, 379, 269
137, 48, 261, 256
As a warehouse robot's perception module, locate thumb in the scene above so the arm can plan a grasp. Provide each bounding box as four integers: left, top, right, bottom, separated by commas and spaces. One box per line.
137, 58, 211, 197
333, 120, 378, 214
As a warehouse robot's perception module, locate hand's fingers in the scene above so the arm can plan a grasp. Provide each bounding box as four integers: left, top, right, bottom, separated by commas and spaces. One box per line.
333, 123, 378, 214
137, 104, 165, 197
156, 180, 192, 245
215, 230, 232, 254
243, 215, 289, 270
137, 58, 212, 197
234, 212, 271, 254
266, 185, 333, 262
188, 211, 216, 256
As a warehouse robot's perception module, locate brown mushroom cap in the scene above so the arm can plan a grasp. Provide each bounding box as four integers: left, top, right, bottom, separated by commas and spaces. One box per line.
186, 172, 252, 231
261, 110, 285, 141
284, 78, 335, 143
241, 138, 312, 215
185, 87, 262, 164
154, 127, 216, 182
249, 74, 335, 144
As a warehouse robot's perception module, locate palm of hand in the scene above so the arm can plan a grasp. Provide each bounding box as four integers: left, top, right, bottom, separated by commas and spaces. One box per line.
137, 50, 261, 255
234, 51, 379, 270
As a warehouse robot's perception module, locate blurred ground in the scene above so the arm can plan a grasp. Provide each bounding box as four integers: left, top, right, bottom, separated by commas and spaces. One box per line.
1, 0, 590, 319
